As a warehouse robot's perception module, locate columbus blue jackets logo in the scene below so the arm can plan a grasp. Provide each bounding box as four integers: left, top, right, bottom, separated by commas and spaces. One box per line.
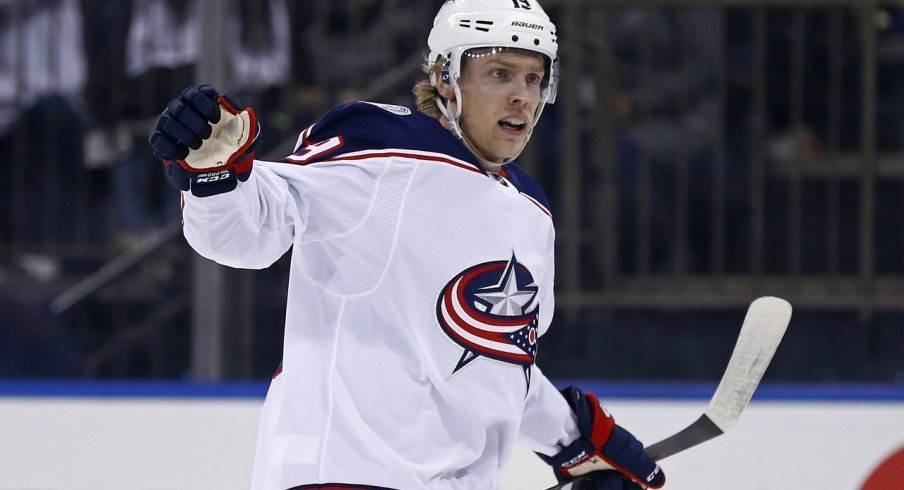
436, 253, 539, 392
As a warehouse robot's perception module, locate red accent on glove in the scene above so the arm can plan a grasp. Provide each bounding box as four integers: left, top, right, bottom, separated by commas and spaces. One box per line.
585, 391, 616, 448
173, 94, 258, 175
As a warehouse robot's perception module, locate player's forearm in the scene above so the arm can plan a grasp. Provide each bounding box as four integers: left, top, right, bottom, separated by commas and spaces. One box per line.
182, 168, 297, 269
517, 367, 580, 456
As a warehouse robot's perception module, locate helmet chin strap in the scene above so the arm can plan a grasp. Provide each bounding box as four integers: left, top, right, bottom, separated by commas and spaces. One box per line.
434, 89, 536, 173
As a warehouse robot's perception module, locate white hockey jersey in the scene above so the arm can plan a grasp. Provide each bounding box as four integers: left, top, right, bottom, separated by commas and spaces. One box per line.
181, 102, 579, 490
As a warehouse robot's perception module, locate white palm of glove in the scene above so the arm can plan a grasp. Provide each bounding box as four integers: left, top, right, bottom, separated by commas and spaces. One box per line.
184, 106, 254, 170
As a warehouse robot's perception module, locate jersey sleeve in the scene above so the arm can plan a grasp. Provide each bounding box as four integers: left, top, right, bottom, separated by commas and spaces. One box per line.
181, 103, 414, 270
518, 366, 579, 456
182, 159, 390, 270
502, 163, 552, 212
283, 101, 426, 165
536, 226, 556, 336
502, 164, 556, 335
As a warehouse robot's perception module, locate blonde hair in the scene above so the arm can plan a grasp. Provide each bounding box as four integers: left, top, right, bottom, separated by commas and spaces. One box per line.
413, 54, 445, 119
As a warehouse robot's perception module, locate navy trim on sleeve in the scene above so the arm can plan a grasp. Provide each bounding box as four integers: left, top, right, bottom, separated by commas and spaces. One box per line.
283, 101, 481, 170
502, 163, 552, 213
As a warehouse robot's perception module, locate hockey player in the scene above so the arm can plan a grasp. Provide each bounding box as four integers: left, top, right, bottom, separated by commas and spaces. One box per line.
149, 1, 665, 489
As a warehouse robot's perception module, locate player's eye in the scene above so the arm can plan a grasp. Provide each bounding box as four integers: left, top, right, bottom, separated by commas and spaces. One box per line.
526, 73, 542, 85
491, 69, 509, 80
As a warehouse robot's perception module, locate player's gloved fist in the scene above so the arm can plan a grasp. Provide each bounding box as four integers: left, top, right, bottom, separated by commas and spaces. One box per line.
561, 470, 648, 490
148, 84, 260, 197
542, 386, 665, 489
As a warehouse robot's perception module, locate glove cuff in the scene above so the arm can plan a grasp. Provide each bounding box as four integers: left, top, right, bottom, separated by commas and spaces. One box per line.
163, 159, 253, 198
543, 437, 609, 481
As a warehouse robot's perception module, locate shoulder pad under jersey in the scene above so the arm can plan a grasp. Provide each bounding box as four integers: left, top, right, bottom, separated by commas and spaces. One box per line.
502, 163, 552, 214
282, 101, 479, 168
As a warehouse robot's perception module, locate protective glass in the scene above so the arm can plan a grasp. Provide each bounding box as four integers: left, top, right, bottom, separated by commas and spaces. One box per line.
453, 47, 559, 105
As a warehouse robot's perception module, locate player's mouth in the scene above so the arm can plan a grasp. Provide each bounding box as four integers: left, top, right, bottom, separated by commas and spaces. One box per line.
498, 116, 527, 135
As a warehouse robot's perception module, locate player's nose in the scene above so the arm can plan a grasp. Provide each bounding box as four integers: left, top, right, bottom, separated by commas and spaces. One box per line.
508, 92, 530, 106
507, 80, 532, 105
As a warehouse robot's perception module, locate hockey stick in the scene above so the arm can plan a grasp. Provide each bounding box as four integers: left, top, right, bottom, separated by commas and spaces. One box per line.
545, 296, 792, 490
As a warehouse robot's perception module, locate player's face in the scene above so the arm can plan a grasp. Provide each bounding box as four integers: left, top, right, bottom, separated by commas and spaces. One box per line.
456, 49, 546, 163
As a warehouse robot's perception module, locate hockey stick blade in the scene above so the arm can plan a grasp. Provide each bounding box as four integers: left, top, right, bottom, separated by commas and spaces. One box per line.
544, 296, 792, 490
647, 296, 791, 459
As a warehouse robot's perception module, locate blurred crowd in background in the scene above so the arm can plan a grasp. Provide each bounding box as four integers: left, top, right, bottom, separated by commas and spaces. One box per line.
2, 0, 904, 385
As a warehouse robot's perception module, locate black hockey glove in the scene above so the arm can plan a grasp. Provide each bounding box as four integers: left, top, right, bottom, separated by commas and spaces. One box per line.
148, 85, 260, 197
540, 386, 665, 489
560, 470, 649, 490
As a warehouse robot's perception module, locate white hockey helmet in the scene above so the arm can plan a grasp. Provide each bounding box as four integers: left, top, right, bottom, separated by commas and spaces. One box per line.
428, 0, 559, 102
427, 0, 560, 166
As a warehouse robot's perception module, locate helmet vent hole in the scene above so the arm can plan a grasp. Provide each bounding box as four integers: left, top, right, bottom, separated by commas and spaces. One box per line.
458, 19, 493, 32
512, 35, 519, 42
534, 39, 540, 45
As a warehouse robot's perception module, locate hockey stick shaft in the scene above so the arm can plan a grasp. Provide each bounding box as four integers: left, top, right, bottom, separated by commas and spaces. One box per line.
544, 296, 792, 489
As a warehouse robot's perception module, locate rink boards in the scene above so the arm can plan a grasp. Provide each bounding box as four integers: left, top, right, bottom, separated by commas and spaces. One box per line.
0, 381, 902, 490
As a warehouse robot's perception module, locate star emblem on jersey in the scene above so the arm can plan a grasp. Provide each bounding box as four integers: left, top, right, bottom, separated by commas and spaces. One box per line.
435, 253, 540, 392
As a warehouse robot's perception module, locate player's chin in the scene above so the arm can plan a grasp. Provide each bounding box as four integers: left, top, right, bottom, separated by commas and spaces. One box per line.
501, 137, 528, 157
485, 133, 526, 160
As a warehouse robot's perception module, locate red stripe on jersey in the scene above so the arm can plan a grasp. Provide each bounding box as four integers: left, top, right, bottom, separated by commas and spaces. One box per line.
304, 149, 552, 220
443, 315, 533, 363
521, 192, 552, 218
443, 293, 519, 342
321, 151, 483, 174
440, 303, 533, 364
